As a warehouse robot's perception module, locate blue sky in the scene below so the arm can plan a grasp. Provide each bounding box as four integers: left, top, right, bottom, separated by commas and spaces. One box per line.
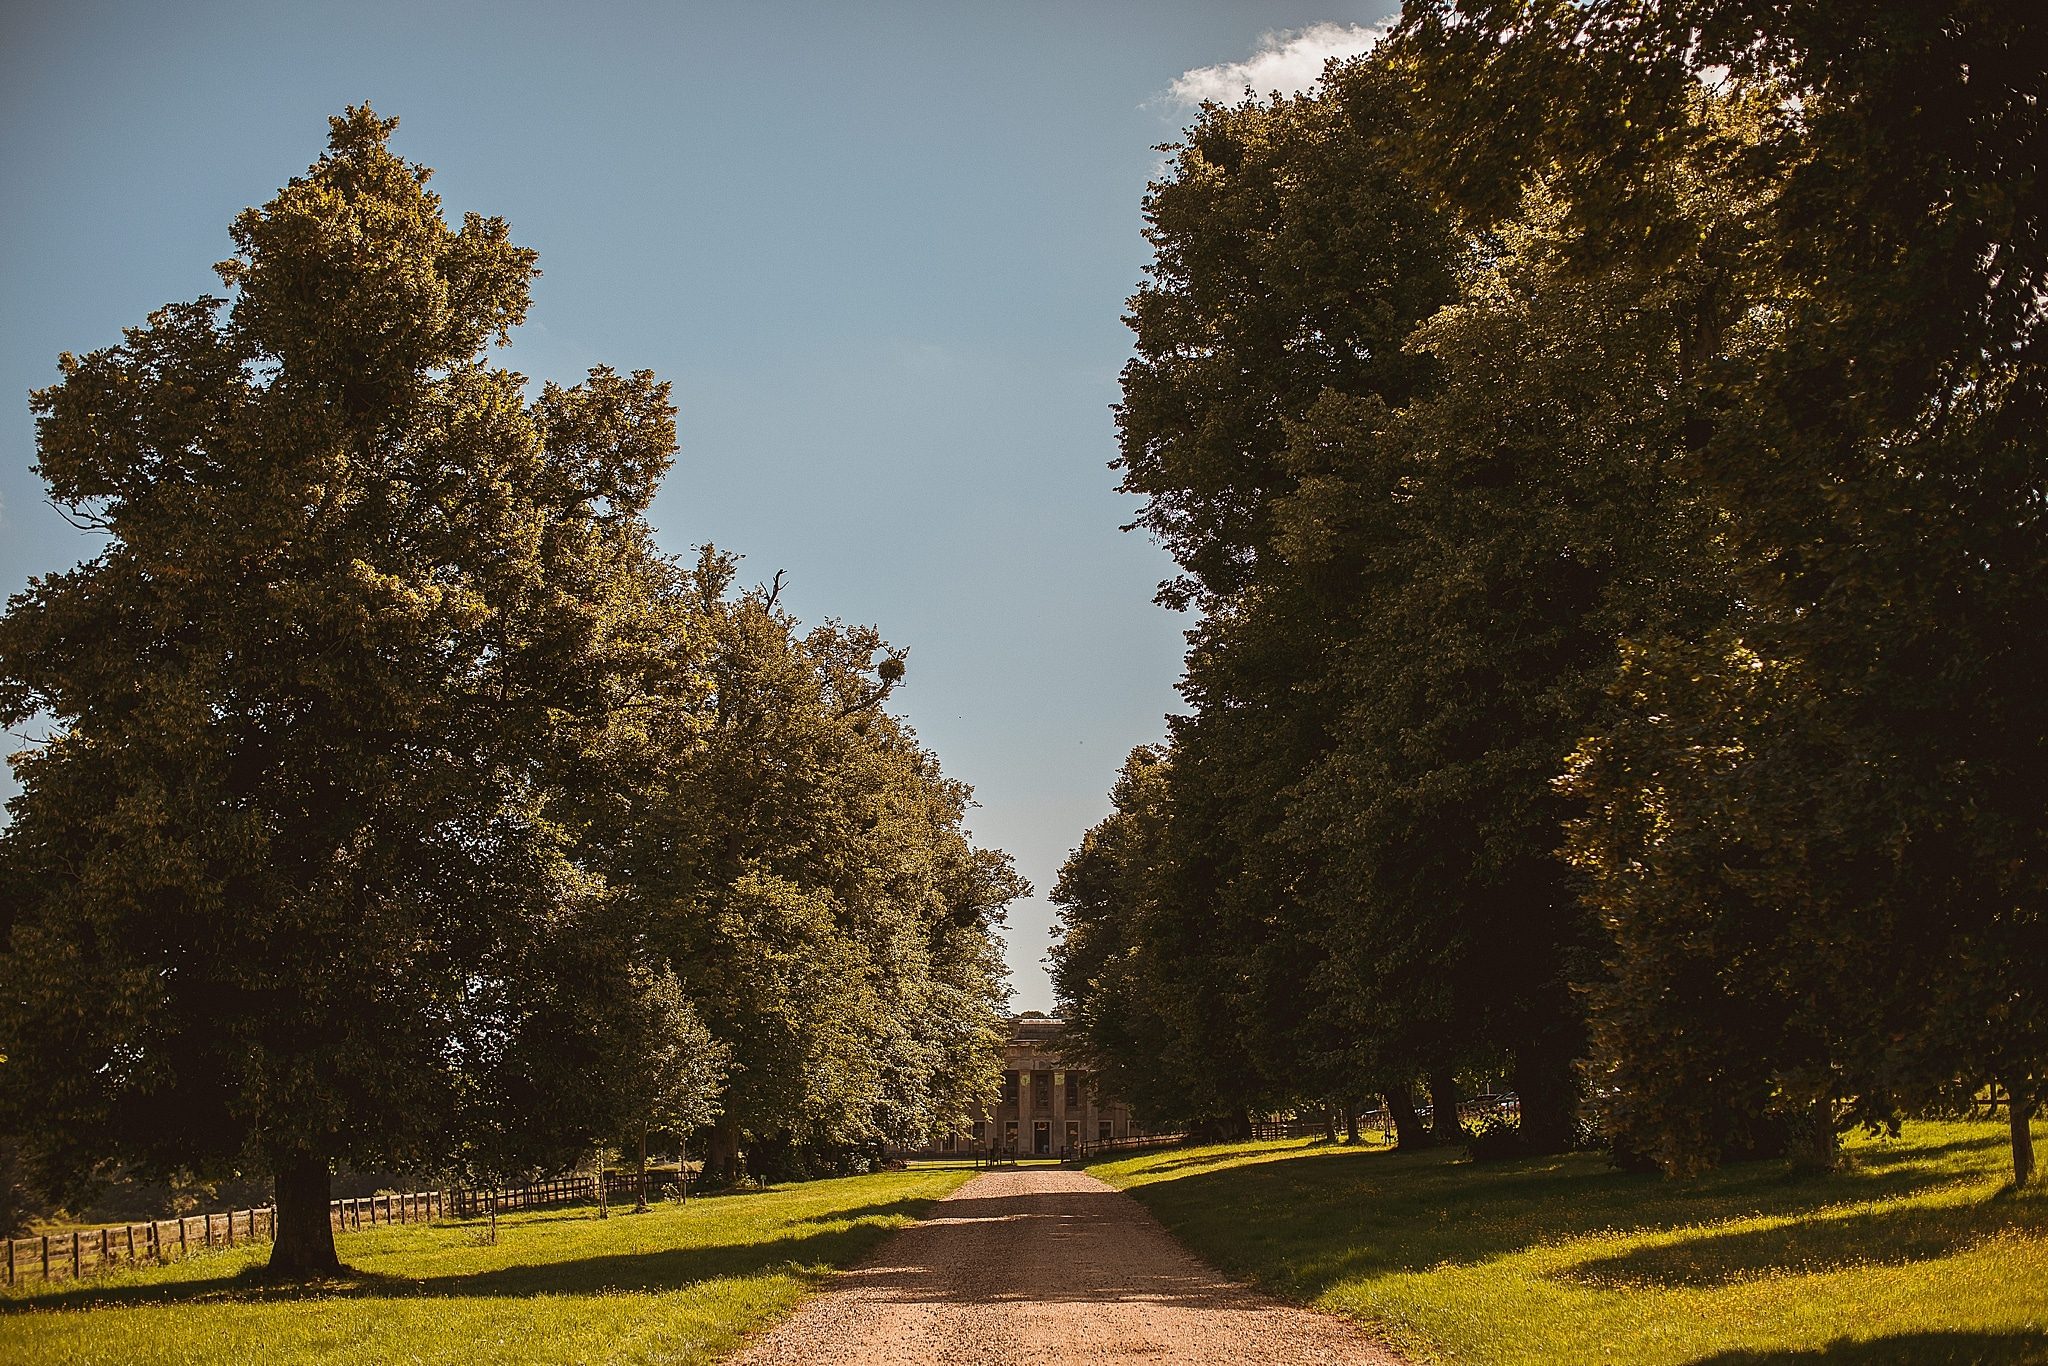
1, 0, 1397, 1010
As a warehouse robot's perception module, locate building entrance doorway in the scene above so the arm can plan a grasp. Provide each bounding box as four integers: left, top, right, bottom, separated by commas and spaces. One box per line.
1033, 1120, 1050, 1155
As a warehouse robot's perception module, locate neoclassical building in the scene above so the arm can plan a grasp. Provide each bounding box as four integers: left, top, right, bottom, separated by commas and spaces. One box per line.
935, 1014, 1142, 1158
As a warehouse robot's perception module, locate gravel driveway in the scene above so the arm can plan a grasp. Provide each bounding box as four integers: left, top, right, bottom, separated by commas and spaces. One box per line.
729, 1167, 1407, 1365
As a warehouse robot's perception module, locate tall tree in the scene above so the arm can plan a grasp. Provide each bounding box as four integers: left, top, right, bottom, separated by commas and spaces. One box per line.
1400, 0, 2048, 1179
1091, 53, 1462, 1124
624, 555, 1021, 1180
0, 107, 678, 1271
1394, 0, 2048, 1179
620, 963, 730, 1209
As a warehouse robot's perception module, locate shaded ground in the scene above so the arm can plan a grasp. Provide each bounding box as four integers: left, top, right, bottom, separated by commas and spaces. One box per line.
730, 1168, 1406, 1365
1093, 1121, 2048, 1366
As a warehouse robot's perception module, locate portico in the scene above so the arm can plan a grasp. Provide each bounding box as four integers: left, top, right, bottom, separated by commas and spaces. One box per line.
942, 1015, 1141, 1159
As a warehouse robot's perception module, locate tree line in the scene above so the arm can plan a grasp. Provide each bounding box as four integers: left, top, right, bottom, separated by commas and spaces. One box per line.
1052, 0, 2045, 1186
0, 107, 1023, 1273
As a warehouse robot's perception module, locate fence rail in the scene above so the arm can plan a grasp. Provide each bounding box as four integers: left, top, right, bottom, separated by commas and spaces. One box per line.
446, 1169, 677, 1219
4, 1169, 690, 1288
1075, 1131, 1187, 1158
1248, 1118, 1328, 1141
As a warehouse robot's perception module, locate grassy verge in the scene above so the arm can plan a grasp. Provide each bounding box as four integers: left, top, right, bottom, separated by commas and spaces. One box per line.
1092, 1118, 2048, 1365
0, 1168, 973, 1365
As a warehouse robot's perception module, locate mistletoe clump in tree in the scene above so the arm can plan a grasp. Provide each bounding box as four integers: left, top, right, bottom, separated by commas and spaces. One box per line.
0, 107, 683, 1273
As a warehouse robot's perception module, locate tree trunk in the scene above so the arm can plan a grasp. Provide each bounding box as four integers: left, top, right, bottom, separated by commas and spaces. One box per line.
1344, 1101, 1360, 1144
1386, 1087, 1426, 1150
1323, 1105, 1339, 1143
1791, 1094, 1839, 1174
594, 1151, 608, 1218
705, 1121, 740, 1186
487, 1188, 498, 1245
2010, 1093, 2037, 1189
1430, 1071, 1462, 1145
1512, 1038, 1580, 1154
268, 1154, 341, 1277
679, 1136, 690, 1202
636, 1125, 650, 1213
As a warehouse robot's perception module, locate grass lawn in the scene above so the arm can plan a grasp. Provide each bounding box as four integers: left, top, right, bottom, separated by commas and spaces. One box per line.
1092, 1118, 2048, 1365
0, 1168, 974, 1365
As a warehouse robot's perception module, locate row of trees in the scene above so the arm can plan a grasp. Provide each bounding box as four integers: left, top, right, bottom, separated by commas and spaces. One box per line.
1053, 0, 2045, 1184
0, 107, 1022, 1271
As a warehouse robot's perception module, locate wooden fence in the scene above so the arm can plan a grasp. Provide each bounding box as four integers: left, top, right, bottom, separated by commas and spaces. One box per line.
2, 1172, 693, 1288
446, 1169, 674, 1218
1073, 1131, 1188, 1159
3, 1191, 445, 1288
1248, 1118, 1329, 1140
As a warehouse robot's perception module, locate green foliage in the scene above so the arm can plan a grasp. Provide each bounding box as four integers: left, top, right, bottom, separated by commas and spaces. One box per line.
0, 108, 670, 1234
1062, 1, 2048, 1185
634, 965, 731, 1146
1390, 0, 2048, 1175
0, 105, 1021, 1267
624, 554, 1023, 1163
1066, 56, 1470, 1133
1063, 43, 1724, 1147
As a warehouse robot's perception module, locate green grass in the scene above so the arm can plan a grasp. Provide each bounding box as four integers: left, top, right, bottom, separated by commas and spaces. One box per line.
0, 1168, 974, 1365
1092, 1119, 2048, 1365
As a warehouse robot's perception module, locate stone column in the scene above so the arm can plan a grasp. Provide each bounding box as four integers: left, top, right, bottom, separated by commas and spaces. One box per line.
1052, 1069, 1067, 1157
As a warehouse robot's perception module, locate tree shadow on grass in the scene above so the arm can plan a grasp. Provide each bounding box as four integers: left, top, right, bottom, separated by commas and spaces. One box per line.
785, 1198, 938, 1226
1564, 1185, 2048, 1289
1106, 1145, 1319, 1179
0, 1216, 910, 1314
427, 1223, 889, 1297
1123, 1128, 2014, 1299
1685, 1329, 2048, 1363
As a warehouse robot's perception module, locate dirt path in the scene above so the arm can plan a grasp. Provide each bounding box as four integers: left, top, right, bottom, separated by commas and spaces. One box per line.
729, 1167, 1407, 1365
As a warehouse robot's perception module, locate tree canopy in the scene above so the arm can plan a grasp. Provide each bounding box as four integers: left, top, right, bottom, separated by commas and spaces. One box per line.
0, 106, 1023, 1265
1057, 0, 2047, 1185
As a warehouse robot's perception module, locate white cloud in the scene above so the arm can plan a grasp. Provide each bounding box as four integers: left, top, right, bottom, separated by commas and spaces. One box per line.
1166, 22, 1386, 107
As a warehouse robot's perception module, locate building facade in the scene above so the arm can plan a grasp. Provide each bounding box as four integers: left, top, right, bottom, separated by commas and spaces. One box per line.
934, 1015, 1142, 1159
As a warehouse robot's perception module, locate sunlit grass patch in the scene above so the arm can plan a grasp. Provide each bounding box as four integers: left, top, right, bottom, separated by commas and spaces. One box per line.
0, 1168, 974, 1365
1093, 1119, 2048, 1365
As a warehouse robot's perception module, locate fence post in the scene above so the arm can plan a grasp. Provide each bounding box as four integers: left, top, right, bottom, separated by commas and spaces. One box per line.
127, 1224, 136, 1263
41, 1234, 49, 1281
6, 1236, 13, 1285
179, 1217, 187, 1257
225, 1211, 233, 1248
100, 1227, 110, 1268
69, 1231, 80, 1279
